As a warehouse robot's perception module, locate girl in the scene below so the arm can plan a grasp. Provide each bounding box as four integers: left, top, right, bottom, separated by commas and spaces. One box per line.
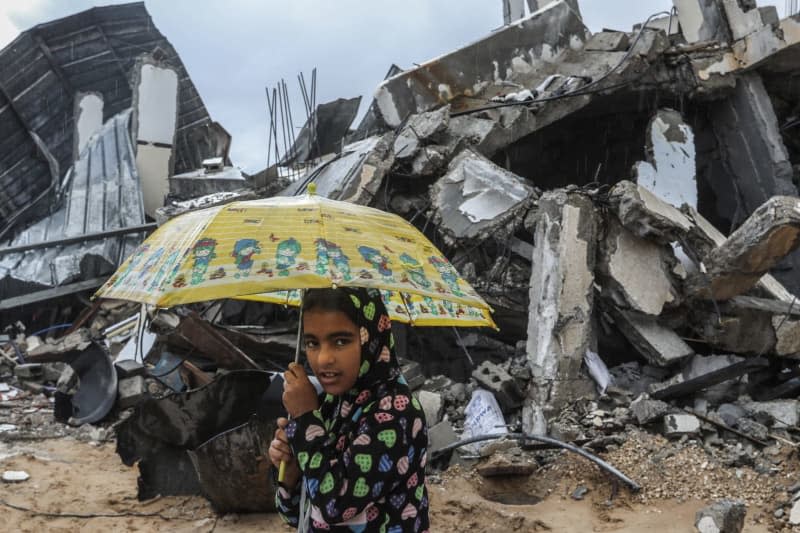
268, 287, 430, 532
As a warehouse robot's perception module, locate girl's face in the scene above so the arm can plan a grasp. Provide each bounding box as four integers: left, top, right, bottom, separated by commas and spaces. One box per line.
303, 309, 362, 396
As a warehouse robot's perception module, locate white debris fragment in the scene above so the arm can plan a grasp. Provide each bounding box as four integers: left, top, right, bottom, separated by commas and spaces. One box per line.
2, 470, 30, 483
0, 424, 17, 432
490, 89, 536, 103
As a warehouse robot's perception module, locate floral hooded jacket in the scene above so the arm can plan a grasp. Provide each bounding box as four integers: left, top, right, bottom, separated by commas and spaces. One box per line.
277, 288, 430, 533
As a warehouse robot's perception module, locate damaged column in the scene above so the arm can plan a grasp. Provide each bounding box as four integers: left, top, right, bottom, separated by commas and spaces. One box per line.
132, 56, 179, 219
525, 191, 598, 431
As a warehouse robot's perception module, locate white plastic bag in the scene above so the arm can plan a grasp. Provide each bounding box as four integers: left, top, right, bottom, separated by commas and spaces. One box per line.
460, 389, 507, 454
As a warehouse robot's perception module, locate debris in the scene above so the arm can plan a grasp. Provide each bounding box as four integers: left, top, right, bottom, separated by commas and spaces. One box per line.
476, 447, 538, 477
471, 360, 524, 413
430, 149, 535, 247
117, 376, 148, 409
663, 413, 701, 437
629, 395, 670, 425
694, 500, 746, 533
428, 420, 459, 457
2, 470, 30, 483
571, 485, 589, 501
417, 390, 444, 426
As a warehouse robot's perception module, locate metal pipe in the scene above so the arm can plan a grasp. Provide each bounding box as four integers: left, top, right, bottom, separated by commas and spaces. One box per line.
432, 432, 642, 492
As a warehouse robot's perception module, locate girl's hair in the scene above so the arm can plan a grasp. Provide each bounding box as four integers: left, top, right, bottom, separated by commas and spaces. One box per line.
302, 288, 360, 326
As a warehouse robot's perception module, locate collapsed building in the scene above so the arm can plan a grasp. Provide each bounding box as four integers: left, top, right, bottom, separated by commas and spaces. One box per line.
2, 0, 800, 528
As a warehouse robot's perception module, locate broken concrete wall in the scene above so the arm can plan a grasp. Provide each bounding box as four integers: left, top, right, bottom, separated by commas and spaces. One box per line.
672, 0, 730, 43
707, 73, 800, 294
526, 191, 597, 419
375, 0, 586, 127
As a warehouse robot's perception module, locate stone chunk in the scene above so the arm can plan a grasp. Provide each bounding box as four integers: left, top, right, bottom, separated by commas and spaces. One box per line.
630, 395, 670, 425
610, 180, 694, 244
417, 390, 444, 425
695, 500, 746, 533
716, 404, 747, 427
399, 359, 425, 391
663, 413, 701, 437
117, 375, 148, 409
735, 418, 768, 441
598, 219, 679, 316
742, 400, 799, 429
585, 31, 630, 52
790, 499, 800, 525
393, 106, 450, 160
13, 363, 42, 380
427, 420, 458, 456
689, 196, 800, 300
114, 359, 146, 379
430, 149, 534, 247
472, 360, 524, 413
610, 308, 693, 367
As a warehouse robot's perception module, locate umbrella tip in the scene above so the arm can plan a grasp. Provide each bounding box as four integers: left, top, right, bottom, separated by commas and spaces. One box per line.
307, 183, 317, 195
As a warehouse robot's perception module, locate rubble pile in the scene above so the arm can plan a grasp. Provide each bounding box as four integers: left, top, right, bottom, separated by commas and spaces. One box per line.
1, 0, 800, 530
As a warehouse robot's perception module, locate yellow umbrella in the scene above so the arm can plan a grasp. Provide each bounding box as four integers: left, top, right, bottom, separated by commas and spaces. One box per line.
95, 185, 496, 329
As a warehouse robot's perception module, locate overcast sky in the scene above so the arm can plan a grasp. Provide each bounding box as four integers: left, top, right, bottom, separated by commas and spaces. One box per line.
0, 0, 790, 172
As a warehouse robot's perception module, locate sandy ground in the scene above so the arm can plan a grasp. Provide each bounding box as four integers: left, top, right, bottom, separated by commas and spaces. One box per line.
0, 436, 787, 532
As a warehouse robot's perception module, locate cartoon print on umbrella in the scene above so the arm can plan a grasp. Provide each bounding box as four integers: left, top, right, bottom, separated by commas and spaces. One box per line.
231, 238, 261, 279
112, 244, 150, 287
398, 253, 430, 289
315, 239, 352, 283
428, 256, 465, 297
276, 238, 301, 277
359, 245, 394, 282
191, 238, 218, 285
148, 249, 180, 290
137, 246, 165, 287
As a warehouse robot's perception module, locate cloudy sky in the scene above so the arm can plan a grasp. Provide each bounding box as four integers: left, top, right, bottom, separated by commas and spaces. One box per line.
0, 0, 790, 172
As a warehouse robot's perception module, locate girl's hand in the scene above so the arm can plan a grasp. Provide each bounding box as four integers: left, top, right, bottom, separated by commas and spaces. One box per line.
269, 417, 300, 487
282, 363, 319, 418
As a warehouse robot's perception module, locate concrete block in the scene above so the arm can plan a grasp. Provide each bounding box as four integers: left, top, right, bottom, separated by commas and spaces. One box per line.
399, 359, 425, 391
115, 359, 146, 379
716, 403, 746, 427
526, 191, 599, 413
663, 413, 701, 437
430, 149, 535, 247
611, 180, 694, 245
611, 308, 693, 367
774, 315, 800, 356
417, 390, 443, 425
585, 31, 630, 52
117, 375, 148, 409
736, 418, 768, 441
673, 0, 729, 43
689, 196, 800, 301
790, 499, 800, 525
375, 0, 586, 127
599, 219, 679, 316
695, 499, 746, 533
393, 106, 449, 160
630, 395, 670, 425
742, 400, 799, 429
472, 360, 524, 413
13, 364, 42, 380
427, 420, 458, 456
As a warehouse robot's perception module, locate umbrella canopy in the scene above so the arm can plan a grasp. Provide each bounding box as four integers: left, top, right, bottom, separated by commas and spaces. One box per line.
95, 189, 496, 329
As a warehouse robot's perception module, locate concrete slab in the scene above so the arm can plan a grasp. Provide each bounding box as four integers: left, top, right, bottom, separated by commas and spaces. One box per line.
690, 196, 800, 300
375, 0, 586, 127
430, 149, 535, 246
610, 308, 694, 367
599, 219, 679, 316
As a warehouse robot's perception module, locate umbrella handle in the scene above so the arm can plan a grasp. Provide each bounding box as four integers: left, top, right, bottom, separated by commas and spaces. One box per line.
278, 290, 305, 484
